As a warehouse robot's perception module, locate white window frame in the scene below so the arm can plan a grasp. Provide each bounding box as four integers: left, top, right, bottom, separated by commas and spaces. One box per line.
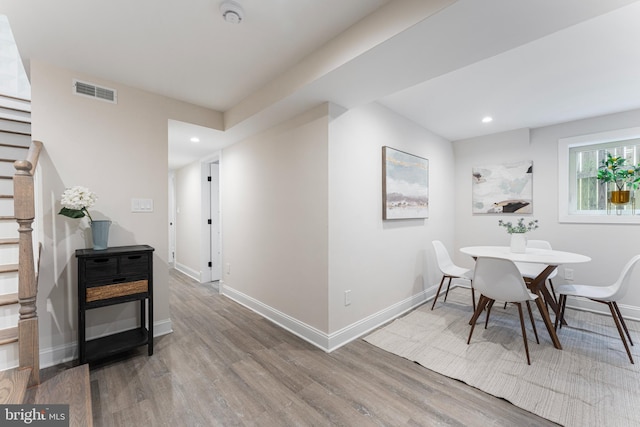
559, 126, 640, 224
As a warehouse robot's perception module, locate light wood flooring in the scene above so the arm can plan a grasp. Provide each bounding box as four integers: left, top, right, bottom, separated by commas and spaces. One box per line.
42, 269, 558, 426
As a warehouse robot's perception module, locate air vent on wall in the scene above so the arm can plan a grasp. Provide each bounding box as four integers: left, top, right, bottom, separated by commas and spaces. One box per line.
72, 79, 117, 104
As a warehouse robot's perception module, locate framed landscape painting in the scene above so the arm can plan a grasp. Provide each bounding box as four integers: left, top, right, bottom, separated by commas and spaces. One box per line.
382, 146, 429, 220
472, 160, 533, 214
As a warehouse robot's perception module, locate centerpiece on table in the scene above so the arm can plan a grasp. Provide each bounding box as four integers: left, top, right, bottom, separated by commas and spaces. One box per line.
498, 217, 539, 253
597, 152, 640, 205
59, 186, 111, 250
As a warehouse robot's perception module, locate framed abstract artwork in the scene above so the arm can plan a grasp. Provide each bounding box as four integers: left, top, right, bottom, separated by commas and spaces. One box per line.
472, 160, 533, 214
382, 146, 429, 219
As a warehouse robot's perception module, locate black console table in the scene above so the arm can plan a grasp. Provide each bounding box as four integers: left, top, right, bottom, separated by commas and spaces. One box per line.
76, 244, 154, 364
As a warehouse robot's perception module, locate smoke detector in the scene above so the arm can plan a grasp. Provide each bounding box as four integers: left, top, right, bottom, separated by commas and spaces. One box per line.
220, 1, 244, 24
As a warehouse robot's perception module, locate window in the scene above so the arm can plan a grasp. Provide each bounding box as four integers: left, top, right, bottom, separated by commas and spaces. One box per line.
559, 127, 640, 223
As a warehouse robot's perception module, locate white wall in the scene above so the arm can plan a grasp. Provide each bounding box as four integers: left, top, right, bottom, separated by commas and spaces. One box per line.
221, 101, 456, 350
453, 108, 640, 316
453, 127, 531, 256
327, 102, 455, 341
174, 160, 203, 280
30, 60, 223, 366
221, 104, 330, 333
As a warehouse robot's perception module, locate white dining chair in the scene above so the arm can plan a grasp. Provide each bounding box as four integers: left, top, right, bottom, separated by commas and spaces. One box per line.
467, 257, 540, 365
555, 254, 640, 364
431, 240, 475, 311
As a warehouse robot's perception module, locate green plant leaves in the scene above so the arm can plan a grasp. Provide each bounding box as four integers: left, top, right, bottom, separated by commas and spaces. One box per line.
58, 207, 86, 219
597, 152, 640, 191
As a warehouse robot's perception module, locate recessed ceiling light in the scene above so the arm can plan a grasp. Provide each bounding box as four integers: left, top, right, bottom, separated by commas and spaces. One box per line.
482, 116, 493, 123
190, 137, 200, 143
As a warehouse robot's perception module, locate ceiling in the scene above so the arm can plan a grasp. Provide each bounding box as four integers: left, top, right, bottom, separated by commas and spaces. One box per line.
3, 0, 640, 169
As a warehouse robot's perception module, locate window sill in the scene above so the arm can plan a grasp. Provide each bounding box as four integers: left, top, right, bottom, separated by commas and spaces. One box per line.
559, 212, 640, 224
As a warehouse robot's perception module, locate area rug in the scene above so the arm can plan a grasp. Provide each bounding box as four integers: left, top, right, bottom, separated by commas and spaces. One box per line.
364, 288, 640, 427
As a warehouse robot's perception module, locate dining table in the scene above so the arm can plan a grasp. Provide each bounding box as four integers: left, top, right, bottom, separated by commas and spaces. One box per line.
460, 245, 591, 350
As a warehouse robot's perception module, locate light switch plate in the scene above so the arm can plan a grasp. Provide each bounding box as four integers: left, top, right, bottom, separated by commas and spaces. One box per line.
131, 198, 154, 212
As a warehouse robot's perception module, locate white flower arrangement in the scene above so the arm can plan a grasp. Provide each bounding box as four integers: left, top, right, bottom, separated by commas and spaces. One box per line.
58, 186, 97, 222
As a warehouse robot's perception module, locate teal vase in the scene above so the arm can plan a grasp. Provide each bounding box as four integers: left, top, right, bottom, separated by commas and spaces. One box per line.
91, 220, 111, 250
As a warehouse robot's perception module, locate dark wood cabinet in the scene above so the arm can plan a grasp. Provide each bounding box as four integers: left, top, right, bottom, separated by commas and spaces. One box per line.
76, 244, 154, 364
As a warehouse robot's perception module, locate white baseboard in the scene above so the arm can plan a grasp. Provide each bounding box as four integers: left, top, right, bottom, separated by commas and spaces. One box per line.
563, 296, 640, 322
174, 262, 200, 282
221, 283, 435, 352
450, 282, 640, 322
153, 318, 174, 337
38, 318, 173, 369
446, 281, 640, 322
326, 290, 428, 352
221, 285, 330, 350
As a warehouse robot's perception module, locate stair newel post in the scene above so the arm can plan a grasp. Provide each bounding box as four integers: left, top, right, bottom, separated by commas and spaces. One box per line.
13, 158, 39, 386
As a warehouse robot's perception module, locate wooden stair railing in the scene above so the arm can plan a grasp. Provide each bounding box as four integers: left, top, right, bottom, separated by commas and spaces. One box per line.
13, 140, 42, 387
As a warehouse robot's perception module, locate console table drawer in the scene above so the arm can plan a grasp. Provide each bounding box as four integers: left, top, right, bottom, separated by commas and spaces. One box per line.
85, 257, 118, 279
120, 253, 150, 274
86, 280, 148, 302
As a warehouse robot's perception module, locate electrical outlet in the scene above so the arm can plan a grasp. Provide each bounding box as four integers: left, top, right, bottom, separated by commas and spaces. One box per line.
344, 290, 351, 306
226, 263, 231, 274
564, 268, 574, 281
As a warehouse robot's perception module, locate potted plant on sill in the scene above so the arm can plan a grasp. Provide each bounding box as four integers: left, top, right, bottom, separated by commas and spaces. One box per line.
597, 152, 640, 204
498, 218, 539, 253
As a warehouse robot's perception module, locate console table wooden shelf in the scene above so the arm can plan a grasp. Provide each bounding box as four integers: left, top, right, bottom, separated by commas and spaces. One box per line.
76, 244, 154, 364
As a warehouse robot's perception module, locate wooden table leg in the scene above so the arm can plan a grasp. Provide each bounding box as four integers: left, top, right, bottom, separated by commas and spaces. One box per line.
529, 265, 563, 349
534, 290, 562, 349
469, 295, 489, 326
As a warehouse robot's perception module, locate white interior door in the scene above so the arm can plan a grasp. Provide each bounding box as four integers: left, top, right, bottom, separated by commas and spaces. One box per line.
168, 172, 176, 264
209, 162, 221, 281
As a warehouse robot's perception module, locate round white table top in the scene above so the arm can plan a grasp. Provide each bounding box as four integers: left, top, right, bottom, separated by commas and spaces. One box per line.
460, 246, 591, 265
